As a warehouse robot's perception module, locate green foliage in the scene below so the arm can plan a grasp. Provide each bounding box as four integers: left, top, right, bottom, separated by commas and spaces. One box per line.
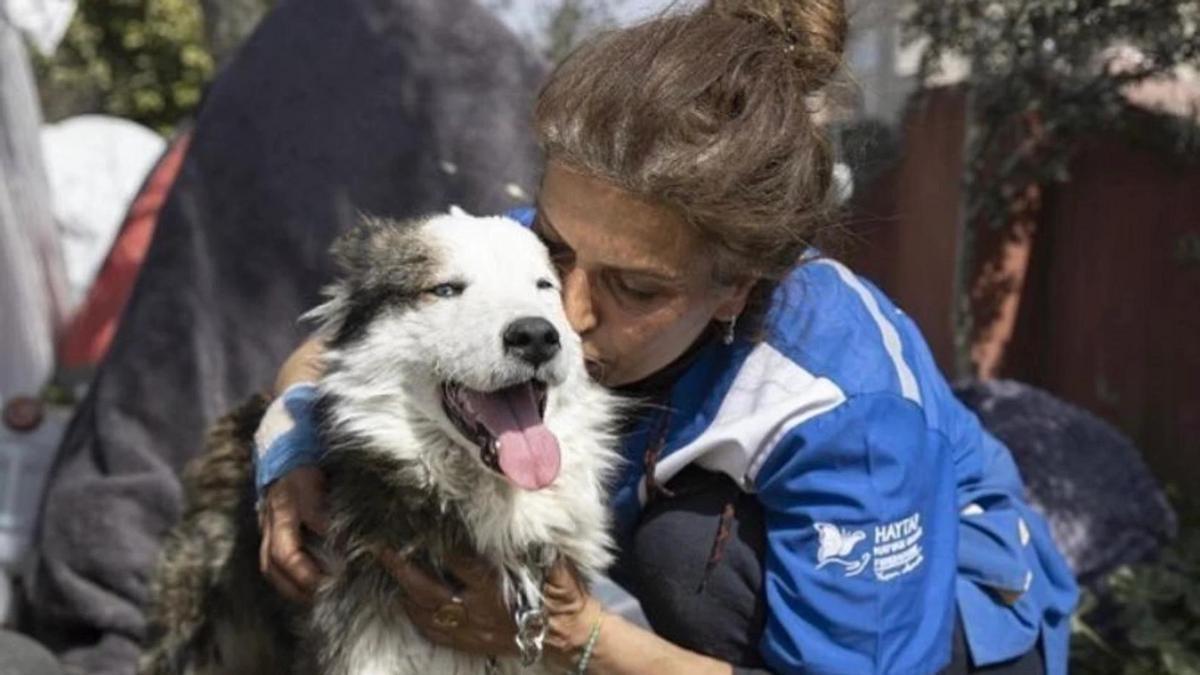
1072, 497, 1200, 675
910, 1, 1200, 83
542, 0, 619, 64
480, 0, 622, 64
33, 0, 215, 135
908, 0, 1200, 227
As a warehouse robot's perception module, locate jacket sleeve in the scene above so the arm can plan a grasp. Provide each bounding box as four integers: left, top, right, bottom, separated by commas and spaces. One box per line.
889, 307, 1076, 672
940, 388, 1078, 671
752, 392, 958, 674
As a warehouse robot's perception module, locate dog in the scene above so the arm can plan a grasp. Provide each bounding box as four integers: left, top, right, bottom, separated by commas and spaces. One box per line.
140, 209, 620, 674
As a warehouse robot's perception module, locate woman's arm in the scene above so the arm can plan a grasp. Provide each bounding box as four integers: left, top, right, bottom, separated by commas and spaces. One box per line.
750, 391, 960, 673
273, 335, 325, 393
381, 554, 733, 675
544, 570, 732, 675
568, 609, 734, 675
257, 336, 330, 600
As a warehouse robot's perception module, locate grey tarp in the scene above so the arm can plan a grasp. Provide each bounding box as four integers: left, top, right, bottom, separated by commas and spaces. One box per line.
24, 1, 546, 671
955, 379, 1177, 586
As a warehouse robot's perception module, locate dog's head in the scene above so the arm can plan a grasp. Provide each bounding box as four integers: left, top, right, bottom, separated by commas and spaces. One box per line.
308, 208, 590, 491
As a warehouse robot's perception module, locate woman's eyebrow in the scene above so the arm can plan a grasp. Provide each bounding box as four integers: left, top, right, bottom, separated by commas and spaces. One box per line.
534, 207, 683, 284
532, 208, 565, 244
620, 267, 680, 285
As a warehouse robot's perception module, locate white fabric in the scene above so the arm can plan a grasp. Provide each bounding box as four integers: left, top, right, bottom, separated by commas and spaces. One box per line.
0, 18, 68, 402
638, 342, 847, 503
0, 403, 71, 570
41, 115, 166, 308
2, 0, 76, 55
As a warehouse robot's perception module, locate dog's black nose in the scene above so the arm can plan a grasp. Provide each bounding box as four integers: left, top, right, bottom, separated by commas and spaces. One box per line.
503, 317, 560, 367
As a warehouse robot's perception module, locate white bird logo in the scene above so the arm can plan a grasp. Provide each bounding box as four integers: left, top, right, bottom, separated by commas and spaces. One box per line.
814, 523, 871, 577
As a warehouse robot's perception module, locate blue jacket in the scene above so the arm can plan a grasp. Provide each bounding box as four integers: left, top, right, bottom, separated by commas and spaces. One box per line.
258, 208, 1077, 674
604, 252, 1078, 674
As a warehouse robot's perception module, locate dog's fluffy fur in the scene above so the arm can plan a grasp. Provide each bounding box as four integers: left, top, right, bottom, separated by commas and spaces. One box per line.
140, 211, 620, 675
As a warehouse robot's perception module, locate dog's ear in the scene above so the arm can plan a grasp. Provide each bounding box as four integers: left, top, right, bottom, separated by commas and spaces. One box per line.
307, 216, 389, 343
308, 214, 437, 346
329, 214, 428, 277
303, 279, 353, 344
448, 205, 470, 218
330, 214, 386, 276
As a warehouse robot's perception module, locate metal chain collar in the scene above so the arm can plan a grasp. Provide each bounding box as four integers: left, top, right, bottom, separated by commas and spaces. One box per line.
514, 605, 548, 666
509, 560, 549, 668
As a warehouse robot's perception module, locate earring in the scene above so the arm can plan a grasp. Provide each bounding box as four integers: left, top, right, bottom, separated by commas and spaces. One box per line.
722, 314, 738, 346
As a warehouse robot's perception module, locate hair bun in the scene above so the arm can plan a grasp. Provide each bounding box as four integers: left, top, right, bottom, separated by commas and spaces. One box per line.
709, 0, 846, 83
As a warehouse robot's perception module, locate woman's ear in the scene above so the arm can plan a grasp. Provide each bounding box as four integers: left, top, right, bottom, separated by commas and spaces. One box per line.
714, 277, 758, 322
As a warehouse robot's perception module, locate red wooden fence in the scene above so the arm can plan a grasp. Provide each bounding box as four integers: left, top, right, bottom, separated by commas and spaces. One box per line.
845, 88, 1200, 488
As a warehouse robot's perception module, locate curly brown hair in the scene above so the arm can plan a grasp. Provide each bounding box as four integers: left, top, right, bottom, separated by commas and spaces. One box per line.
534, 0, 848, 339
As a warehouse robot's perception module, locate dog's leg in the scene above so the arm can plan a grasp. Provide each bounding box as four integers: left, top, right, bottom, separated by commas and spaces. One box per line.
140, 397, 293, 675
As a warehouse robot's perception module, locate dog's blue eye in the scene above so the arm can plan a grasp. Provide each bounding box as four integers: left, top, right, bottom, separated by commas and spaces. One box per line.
536, 278, 555, 290
429, 282, 465, 298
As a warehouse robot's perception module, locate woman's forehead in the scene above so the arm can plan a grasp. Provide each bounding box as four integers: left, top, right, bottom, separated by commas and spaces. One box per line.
538, 163, 704, 281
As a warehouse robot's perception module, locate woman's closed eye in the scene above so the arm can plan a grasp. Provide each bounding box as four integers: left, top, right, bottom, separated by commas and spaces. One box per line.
544, 238, 576, 271
533, 221, 575, 271
609, 273, 665, 303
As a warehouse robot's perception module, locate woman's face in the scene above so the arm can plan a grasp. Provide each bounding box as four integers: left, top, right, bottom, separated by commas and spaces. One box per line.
535, 161, 751, 387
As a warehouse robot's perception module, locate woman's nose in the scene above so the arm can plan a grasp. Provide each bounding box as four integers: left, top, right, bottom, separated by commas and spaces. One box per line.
561, 267, 597, 335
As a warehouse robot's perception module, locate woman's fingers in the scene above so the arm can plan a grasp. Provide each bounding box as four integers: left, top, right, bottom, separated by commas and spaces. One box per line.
443, 551, 496, 582
257, 514, 311, 602
416, 625, 503, 653
257, 469, 331, 601
539, 557, 602, 657
405, 599, 515, 657
443, 553, 513, 631
258, 510, 272, 572
299, 502, 331, 536
542, 558, 587, 605
394, 577, 500, 651
442, 552, 504, 604
419, 627, 454, 647
263, 558, 312, 603
291, 469, 332, 536
451, 630, 508, 654
383, 549, 519, 657
380, 551, 456, 611
267, 504, 324, 592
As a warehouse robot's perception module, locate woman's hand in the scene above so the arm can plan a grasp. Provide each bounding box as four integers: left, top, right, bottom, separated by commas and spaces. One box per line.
377, 552, 602, 666
257, 336, 330, 601
258, 466, 331, 602
542, 561, 605, 666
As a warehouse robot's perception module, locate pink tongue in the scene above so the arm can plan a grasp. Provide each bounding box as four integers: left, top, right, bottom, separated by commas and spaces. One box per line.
462, 383, 561, 490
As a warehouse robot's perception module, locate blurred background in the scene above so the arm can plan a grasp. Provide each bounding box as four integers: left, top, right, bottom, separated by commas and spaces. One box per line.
1, 1, 1197, 673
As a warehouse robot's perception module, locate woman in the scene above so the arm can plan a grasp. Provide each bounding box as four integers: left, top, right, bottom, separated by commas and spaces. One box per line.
254, 1, 1078, 673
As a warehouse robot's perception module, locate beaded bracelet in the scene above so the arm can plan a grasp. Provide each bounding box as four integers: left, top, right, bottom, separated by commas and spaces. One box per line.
572, 615, 604, 675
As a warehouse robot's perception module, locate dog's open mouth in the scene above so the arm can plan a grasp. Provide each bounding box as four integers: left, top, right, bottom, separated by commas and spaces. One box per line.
441, 380, 559, 490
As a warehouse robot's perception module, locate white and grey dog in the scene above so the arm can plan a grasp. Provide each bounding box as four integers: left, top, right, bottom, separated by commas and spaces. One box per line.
140, 210, 620, 675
